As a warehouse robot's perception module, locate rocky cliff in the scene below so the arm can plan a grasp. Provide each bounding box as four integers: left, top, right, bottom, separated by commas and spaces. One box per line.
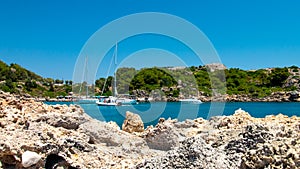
0, 91, 299, 168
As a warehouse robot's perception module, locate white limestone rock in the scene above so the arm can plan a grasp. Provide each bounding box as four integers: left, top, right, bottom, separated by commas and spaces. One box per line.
21, 151, 41, 168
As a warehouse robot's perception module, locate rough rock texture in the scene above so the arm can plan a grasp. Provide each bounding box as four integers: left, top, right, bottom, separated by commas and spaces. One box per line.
80, 119, 151, 157
122, 111, 144, 133
142, 118, 187, 151
137, 135, 231, 169
136, 109, 300, 169
0, 91, 160, 168
0, 90, 299, 169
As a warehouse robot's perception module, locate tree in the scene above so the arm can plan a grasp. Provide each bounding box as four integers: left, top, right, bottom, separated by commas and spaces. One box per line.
268, 68, 290, 87
49, 84, 55, 92
190, 66, 196, 72
5, 79, 14, 89
55, 79, 64, 84
129, 68, 177, 92
25, 79, 37, 91
65, 85, 72, 93
44, 78, 54, 86
64, 80, 73, 86
95, 78, 106, 88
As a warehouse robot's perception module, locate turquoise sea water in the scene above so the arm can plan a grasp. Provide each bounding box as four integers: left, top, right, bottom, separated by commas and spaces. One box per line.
45, 102, 300, 127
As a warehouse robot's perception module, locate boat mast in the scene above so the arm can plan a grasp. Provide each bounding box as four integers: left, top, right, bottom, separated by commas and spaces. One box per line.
114, 42, 118, 97
101, 43, 118, 96
85, 56, 88, 98
79, 56, 88, 97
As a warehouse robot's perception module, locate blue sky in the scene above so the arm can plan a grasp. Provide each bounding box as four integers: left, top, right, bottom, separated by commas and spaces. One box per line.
1, 0, 300, 80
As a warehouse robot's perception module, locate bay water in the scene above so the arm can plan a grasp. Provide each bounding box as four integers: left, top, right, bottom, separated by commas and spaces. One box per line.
45, 102, 300, 127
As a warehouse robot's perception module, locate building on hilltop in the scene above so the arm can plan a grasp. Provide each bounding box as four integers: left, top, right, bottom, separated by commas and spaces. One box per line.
205, 63, 227, 72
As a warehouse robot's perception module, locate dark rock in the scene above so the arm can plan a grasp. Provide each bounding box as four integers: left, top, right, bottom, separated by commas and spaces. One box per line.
45, 154, 78, 169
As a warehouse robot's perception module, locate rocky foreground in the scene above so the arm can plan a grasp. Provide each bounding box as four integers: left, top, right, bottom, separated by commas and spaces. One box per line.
0, 91, 299, 169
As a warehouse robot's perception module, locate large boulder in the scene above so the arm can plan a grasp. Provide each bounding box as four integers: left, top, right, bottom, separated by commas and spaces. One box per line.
122, 111, 144, 133
143, 118, 184, 151
79, 119, 150, 156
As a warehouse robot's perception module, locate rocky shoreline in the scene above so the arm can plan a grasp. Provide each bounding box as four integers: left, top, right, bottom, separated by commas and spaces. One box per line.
41, 91, 300, 103
212, 91, 300, 102
0, 91, 299, 168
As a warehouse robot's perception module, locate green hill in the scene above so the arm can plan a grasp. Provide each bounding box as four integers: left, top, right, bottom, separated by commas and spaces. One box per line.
1, 59, 299, 99
0, 60, 72, 98
95, 65, 299, 98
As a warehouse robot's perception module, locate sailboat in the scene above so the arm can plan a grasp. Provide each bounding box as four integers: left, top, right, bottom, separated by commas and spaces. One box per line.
179, 91, 202, 104
116, 94, 138, 105
96, 43, 120, 106
179, 98, 202, 104
77, 56, 98, 104
96, 43, 137, 106
96, 78, 120, 105
96, 96, 119, 106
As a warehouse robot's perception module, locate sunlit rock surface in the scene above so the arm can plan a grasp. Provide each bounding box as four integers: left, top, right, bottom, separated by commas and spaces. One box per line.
0, 91, 299, 168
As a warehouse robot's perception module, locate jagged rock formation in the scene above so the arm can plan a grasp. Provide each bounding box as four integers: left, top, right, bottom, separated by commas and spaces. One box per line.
136, 109, 300, 169
0, 91, 160, 168
0, 91, 299, 168
122, 111, 144, 133
142, 118, 184, 151
137, 134, 232, 169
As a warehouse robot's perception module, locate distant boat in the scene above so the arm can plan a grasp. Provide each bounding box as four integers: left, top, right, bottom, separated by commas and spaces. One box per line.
179, 98, 202, 104
77, 56, 98, 104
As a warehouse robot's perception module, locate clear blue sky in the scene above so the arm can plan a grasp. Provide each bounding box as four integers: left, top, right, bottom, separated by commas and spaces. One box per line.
1, 0, 300, 80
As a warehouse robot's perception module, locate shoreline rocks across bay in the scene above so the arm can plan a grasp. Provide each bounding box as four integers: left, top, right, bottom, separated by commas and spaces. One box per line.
0, 91, 299, 168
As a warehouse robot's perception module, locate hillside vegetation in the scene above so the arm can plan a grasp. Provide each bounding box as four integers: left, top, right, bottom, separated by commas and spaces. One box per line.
0, 60, 72, 97
1, 60, 299, 98
95, 65, 299, 98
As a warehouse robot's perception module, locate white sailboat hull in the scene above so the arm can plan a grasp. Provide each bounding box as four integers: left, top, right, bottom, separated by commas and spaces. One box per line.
179, 98, 202, 104
116, 98, 138, 105
96, 101, 119, 106
96, 96, 120, 106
